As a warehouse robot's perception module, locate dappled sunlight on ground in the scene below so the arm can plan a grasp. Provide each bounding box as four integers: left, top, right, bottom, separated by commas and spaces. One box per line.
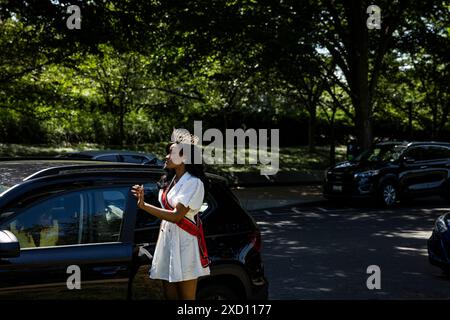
394, 246, 429, 257
253, 200, 450, 299
372, 230, 432, 240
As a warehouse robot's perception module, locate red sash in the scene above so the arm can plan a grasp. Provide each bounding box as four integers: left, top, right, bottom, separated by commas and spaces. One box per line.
161, 184, 210, 268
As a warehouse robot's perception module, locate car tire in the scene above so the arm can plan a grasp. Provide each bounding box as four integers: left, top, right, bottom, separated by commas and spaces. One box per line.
378, 181, 398, 207
197, 283, 241, 300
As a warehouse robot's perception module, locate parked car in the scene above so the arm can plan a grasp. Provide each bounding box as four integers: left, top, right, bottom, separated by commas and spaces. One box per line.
323, 141, 450, 207
55, 150, 164, 167
428, 213, 450, 274
0, 160, 268, 300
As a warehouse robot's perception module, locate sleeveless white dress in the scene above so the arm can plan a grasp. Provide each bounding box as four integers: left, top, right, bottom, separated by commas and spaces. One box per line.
149, 171, 211, 282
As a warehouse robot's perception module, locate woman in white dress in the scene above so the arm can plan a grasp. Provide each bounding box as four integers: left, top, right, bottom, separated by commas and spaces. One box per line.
132, 130, 210, 300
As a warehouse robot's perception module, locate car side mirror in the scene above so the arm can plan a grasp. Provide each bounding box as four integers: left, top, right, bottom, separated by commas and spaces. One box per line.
0, 230, 20, 258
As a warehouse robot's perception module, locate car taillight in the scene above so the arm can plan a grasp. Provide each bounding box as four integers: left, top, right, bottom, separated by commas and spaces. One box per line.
249, 229, 262, 252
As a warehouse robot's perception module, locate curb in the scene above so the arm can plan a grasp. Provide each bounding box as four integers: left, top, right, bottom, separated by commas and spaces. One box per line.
223, 170, 324, 187
246, 199, 327, 212
230, 180, 323, 188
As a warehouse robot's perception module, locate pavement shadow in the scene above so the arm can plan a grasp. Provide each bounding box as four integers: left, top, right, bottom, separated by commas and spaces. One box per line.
256, 201, 450, 299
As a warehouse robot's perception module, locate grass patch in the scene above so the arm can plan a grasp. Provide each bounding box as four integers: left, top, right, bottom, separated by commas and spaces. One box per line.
0, 142, 168, 158
0, 143, 346, 174
206, 145, 346, 174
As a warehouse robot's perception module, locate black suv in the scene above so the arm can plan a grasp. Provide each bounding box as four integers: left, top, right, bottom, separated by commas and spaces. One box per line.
323, 141, 450, 207
0, 160, 268, 300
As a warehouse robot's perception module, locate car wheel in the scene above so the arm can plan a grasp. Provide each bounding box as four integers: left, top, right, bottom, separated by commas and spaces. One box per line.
197, 283, 241, 300
379, 182, 398, 207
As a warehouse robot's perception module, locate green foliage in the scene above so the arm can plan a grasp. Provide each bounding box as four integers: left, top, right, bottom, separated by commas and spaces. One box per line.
0, 0, 448, 155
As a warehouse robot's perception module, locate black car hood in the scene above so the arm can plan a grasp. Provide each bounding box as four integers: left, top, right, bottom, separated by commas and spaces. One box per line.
329, 161, 387, 173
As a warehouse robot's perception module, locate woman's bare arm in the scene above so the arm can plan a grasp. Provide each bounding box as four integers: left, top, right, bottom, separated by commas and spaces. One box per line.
131, 185, 189, 223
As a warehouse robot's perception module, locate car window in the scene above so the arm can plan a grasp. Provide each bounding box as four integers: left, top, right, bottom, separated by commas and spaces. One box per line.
95, 154, 118, 162
404, 147, 426, 162
1, 193, 83, 248
0, 187, 128, 249
121, 155, 147, 164
425, 146, 450, 161
85, 188, 127, 244
355, 145, 406, 163
198, 193, 216, 220
135, 183, 161, 229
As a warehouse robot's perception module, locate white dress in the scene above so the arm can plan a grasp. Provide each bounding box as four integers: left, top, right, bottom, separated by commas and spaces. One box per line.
149, 171, 211, 282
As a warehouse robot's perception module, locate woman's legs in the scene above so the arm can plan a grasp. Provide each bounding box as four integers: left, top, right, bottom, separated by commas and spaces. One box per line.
162, 280, 179, 300
177, 279, 198, 300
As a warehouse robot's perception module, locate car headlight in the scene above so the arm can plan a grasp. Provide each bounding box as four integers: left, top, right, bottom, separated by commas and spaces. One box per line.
353, 170, 380, 179
435, 215, 448, 234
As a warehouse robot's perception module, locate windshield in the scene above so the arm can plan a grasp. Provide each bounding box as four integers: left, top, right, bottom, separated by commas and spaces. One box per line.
355, 145, 406, 163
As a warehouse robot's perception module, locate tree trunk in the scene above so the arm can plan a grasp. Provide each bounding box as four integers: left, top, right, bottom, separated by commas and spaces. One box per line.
223, 110, 228, 131
437, 101, 450, 138
354, 96, 372, 151
308, 105, 317, 153
329, 124, 336, 167
348, 1, 372, 151
408, 102, 413, 140
329, 106, 338, 166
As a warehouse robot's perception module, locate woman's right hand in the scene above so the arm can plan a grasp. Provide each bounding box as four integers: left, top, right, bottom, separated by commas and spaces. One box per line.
131, 185, 145, 209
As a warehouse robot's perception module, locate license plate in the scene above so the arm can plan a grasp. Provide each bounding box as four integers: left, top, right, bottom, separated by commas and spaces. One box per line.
332, 185, 343, 192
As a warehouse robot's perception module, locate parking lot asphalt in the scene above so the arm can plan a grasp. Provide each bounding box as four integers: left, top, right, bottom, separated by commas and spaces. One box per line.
234, 185, 450, 299
231, 184, 324, 211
